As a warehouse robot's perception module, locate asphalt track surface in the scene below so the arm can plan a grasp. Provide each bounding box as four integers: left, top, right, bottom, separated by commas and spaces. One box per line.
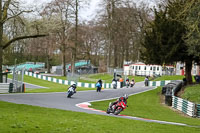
0, 82, 198, 127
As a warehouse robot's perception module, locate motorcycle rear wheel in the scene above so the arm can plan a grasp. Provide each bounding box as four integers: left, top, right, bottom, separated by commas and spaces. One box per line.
114, 108, 123, 115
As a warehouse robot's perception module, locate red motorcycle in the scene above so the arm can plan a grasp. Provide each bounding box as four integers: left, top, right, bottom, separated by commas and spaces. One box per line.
106, 101, 127, 115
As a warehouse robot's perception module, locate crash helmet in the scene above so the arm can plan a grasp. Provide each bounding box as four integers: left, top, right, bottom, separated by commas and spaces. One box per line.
124, 94, 128, 99
72, 84, 77, 88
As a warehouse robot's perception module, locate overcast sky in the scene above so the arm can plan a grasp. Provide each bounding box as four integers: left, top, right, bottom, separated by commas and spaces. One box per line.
21, 0, 101, 21
21, 0, 157, 21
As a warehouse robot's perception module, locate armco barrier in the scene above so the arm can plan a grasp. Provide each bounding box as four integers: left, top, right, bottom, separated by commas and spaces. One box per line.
197, 104, 200, 118
0, 83, 10, 93
172, 96, 195, 117
24, 72, 114, 89
148, 80, 171, 87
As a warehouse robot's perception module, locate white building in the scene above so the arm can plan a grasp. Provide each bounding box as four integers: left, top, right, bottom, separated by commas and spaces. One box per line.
124, 62, 175, 76
175, 62, 200, 76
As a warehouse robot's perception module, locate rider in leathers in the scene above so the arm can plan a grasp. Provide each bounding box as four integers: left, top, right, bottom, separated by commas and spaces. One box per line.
110, 94, 128, 112
68, 84, 77, 93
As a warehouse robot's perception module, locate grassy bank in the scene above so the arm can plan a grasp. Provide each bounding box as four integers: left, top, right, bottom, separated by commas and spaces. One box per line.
91, 87, 200, 126
153, 75, 196, 82
8, 75, 95, 93
52, 73, 146, 83
153, 75, 185, 81
152, 75, 199, 104
181, 84, 200, 104
0, 101, 199, 133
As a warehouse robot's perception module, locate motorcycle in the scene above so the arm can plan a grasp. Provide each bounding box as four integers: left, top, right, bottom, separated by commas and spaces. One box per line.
112, 81, 117, 89
106, 101, 127, 115
67, 87, 76, 98
126, 81, 130, 88
130, 81, 135, 87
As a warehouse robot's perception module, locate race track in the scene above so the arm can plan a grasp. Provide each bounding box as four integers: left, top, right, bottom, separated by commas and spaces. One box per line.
0, 82, 196, 127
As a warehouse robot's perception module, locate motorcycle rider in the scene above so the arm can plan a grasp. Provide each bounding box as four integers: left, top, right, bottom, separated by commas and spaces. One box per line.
96, 79, 102, 92
67, 84, 77, 94
110, 94, 128, 112
112, 78, 117, 89
130, 78, 135, 87
126, 77, 130, 88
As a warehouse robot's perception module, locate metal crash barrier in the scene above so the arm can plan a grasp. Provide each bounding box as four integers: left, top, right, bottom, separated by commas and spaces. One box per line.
161, 80, 199, 117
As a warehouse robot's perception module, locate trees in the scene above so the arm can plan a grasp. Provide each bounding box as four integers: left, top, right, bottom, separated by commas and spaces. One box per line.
42, 0, 74, 76
41, 0, 89, 76
0, 0, 154, 79
141, 0, 200, 84
0, 0, 47, 83
71, 0, 78, 75
182, 1, 200, 58
98, 0, 151, 68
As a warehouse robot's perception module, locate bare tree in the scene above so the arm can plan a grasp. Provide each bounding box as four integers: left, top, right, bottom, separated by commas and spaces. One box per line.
71, 0, 90, 75
0, 0, 47, 82
42, 0, 74, 76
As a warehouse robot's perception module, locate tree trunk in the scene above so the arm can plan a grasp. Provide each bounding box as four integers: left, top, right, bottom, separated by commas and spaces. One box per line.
71, 49, 76, 75
125, 41, 129, 61
47, 55, 50, 73
0, 21, 3, 83
114, 43, 118, 67
121, 45, 125, 68
0, 46, 3, 83
107, 33, 112, 68
185, 60, 193, 84
0, 0, 3, 82
62, 48, 66, 76
71, 0, 78, 76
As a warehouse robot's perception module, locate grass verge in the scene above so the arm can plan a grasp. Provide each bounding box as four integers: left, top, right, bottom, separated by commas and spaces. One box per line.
0, 101, 199, 133
153, 75, 196, 82
181, 84, 200, 104
52, 74, 146, 83
91, 87, 200, 126
153, 75, 185, 81
8, 75, 95, 93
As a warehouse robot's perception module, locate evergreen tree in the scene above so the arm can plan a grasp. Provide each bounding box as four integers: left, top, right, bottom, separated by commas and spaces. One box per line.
141, 0, 200, 84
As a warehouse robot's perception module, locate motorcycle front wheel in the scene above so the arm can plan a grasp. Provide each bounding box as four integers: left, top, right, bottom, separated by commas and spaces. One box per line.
67, 92, 73, 98
106, 108, 111, 114
113, 108, 123, 115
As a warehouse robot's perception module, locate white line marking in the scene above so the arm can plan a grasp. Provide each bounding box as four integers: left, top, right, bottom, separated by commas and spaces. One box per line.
86, 87, 156, 103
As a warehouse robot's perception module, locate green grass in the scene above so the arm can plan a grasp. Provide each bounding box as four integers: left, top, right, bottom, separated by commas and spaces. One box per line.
0, 101, 199, 133
91, 87, 200, 126
181, 84, 200, 104
52, 74, 146, 83
51, 76, 67, 80
8, 75, 95, 93
153, 75, 185, 81
127, 75, 148, 82
88, 73, 114, 83
153, 75, 196, 82
152, 75, 199, 103
1, 75, 200, 132
88, 74, 146, 83
51, 74, 113, 83
51, 76, 98, 83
